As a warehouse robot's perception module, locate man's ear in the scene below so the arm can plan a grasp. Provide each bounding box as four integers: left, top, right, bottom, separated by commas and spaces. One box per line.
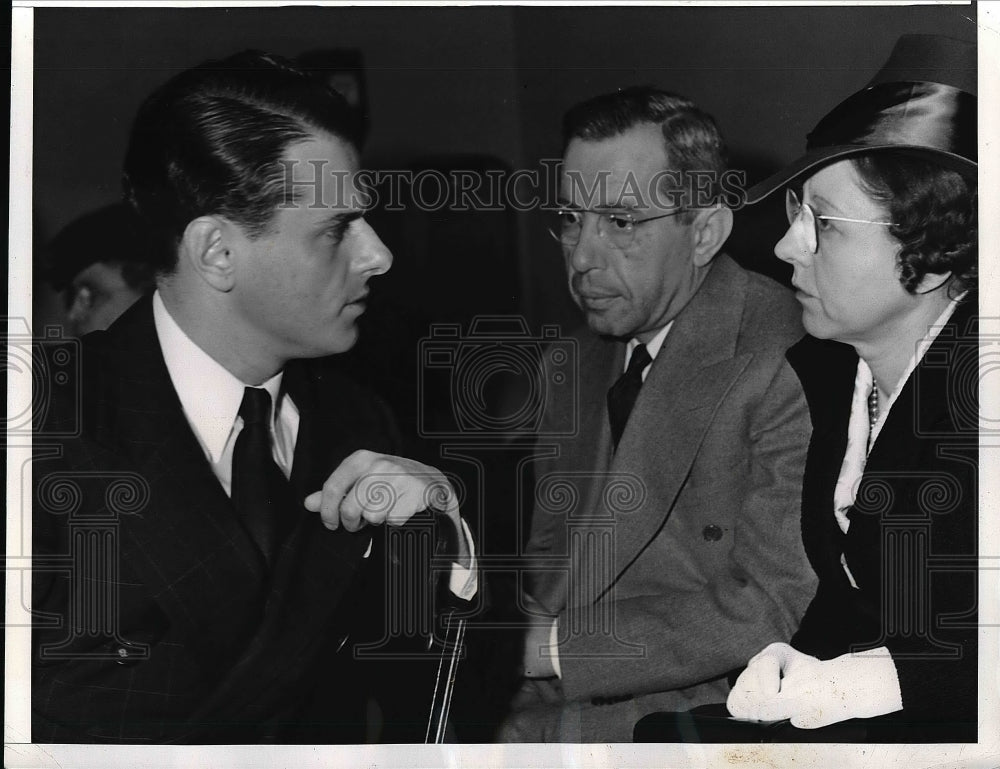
179, 216, 236, 292
690, 206, 734, 267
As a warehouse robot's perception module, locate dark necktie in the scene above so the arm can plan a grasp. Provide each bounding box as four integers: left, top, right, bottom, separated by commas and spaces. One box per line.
607, 343, 652, 452
231, 386, 290, 567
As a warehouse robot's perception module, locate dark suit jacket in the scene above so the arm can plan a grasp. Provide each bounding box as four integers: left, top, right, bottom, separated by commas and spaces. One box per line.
786, 295, 978, 742
31, 296, 437, 743
518, 256, 817, 742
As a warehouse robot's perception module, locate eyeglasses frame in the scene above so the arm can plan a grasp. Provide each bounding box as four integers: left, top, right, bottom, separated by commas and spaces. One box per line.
785, 187, 895, 254
547, 206, 686, 248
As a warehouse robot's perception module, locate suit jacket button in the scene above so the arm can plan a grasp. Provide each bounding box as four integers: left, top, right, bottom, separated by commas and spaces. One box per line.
115, 645, 141, 666
702, 524, 724, 542
113, 638, 149, 666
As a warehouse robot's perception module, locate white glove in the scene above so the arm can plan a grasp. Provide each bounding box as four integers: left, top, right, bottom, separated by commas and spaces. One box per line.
727, 642, 903, 729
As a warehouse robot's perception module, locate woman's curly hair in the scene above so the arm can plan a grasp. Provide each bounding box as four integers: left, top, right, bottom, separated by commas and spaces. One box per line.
852, 153, 977, 296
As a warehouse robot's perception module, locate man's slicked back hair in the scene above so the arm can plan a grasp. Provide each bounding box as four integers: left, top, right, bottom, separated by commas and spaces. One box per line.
122, 50, 359, 273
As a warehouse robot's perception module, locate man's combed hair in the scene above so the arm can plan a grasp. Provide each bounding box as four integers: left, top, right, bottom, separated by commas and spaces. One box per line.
122, 50, 359, 273
562, 85, 729, 213
853, 153, 977, 296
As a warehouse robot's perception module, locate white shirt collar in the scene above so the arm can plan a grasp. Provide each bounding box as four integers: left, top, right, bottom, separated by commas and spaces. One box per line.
625, 321, 673, 378
152, 291, 284, 464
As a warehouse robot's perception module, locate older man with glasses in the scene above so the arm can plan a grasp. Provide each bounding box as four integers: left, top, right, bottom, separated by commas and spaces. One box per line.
499, 86, 817, 743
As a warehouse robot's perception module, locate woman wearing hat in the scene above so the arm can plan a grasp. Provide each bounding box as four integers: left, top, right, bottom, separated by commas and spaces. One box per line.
724, 34, 978, 741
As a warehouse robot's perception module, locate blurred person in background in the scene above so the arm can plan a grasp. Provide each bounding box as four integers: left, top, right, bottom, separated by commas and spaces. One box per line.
44, 203, 159, 335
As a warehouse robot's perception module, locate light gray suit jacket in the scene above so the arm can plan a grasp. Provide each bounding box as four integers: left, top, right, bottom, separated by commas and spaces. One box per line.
520, 255, 817, 742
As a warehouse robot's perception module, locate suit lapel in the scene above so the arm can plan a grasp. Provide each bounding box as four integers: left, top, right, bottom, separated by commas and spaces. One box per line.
546, 336, 618, 612
566, 333, 620, 508
181, 359, 383, 729
583, 257, 754, 604
847, 296, 976, 541
92, 299, 269, 652
272, 358, 377, 584
786, 335, 856, 577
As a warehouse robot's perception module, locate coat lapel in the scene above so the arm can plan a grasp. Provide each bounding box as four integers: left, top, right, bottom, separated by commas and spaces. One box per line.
270, 357, 380, 589
91, 298, 269, 654
846, 296, 977, 543
544, 336, 618, 612
786, 334, 856, 578
580, 257, 754, 604
564, 333, 620, 513
179, 355, 389, 729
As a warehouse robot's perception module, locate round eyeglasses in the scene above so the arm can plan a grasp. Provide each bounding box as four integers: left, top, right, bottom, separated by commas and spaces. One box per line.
547, 207, 685, 249
785, 188, 895, 254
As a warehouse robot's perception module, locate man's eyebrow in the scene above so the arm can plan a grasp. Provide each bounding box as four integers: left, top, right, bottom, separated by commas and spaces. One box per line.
596, 203, 634, 213
555, 200, 624, 212
318, 209, 366, 227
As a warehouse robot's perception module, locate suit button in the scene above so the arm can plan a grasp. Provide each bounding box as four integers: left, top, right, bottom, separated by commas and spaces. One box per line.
114, 644, 140, 666
113, 638, 150, 666
702, 524, 724, 542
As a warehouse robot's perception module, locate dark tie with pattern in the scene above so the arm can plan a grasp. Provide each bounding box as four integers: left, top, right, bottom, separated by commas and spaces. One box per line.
231, 386, 289, 566
607, 343, 652, 452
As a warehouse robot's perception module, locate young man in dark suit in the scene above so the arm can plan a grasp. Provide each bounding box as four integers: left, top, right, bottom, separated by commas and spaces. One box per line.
31, 51, 475, 744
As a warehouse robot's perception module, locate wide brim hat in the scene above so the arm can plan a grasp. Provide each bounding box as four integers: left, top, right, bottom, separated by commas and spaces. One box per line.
745, 33, 977, 204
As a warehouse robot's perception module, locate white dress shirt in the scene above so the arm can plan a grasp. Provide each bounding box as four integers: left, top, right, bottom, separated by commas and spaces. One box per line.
625, 321, 674, 381
154, 292, 298, 495
152, 291, 476, 598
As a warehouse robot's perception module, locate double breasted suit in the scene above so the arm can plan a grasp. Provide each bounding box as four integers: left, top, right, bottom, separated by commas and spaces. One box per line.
32, 297, 431, 743
520, 256, 817, 742
786, 296, 978, 742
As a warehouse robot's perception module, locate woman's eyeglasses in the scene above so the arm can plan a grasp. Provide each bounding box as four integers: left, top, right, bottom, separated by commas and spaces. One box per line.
785, 188, 895, 254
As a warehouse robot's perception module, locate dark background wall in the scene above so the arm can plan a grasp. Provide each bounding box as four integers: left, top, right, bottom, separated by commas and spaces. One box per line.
509, 4, 978, 323
33, 6, 525, 217
33, 4, 976, 331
